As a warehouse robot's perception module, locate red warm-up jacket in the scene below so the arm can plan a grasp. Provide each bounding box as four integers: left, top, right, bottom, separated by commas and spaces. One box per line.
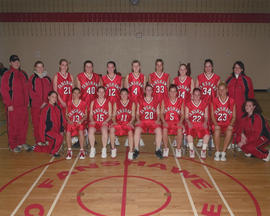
0, 66, 29, 107
29, 71, 52, 108
39, 103, 65, 143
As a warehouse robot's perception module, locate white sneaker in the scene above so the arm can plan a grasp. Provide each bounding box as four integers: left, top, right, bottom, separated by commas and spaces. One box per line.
128, 151, 133, 160
66, 150, 72, 160
245, 153, 252, 157
89, 147, 96, 158
172, 139, 177, 147
139, 138, 145, 147
101, 147, 107, 158
175, 148, 182, 158
189, 150, 195, 158
201, 150, 207, 159
197, 139, 203, 147
124, 138, 129, 147
163, 148, 169, 157
221, 152, 226, 161
263, 151, 270, 162
115, 137, 120, 146
79, 150, 85, 160
214, 151, 221, 161
71, 136, 78, 144
111, 148, 117, 158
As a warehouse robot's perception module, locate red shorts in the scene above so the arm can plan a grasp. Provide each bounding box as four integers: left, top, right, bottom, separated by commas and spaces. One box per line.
66, 123, 84, 137
136, 120, 161, 134
113, 123, 134, 136
89, 121, 110, 132
212, 124, 230, 134
186, 125, 210, 139
163, 122, 183, 135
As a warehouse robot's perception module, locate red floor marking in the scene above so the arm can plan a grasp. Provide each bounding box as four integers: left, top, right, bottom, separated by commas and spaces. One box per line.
77, 175, 171, 216
121, 148, 129, 216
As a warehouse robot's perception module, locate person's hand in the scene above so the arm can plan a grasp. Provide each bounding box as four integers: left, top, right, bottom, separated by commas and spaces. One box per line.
8, 106, 14, 111
40, 103, 47, 109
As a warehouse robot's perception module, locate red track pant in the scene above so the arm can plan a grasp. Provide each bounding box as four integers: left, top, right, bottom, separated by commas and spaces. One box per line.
6, 106, 28, 150
34, 131, 63, 154
31, 107, 42, 144
241, 136, 269, 159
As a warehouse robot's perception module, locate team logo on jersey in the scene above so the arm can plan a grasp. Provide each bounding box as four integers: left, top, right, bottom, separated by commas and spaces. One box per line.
81, 81, 98, 89
67, 109, 85, 118
117, 108, 132, 115
177, 85, 190, 92
214, 107, 232, 115
199, 82, 217, 91
128, 81, 143, 88
151, 80, 167, 87
57, 80, 73, 89
164, 106, 181, 114
140, 106, 156, 114
105, 83, 121, 90
93, 108, 108, 115
189, 109, 204, 117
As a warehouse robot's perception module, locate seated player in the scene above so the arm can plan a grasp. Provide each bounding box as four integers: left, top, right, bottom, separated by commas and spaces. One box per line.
161, 84, 184, 158
34, 91, 64, 157
133, 84, 163, 159
238, 99, 270, 162
110, 88, 135, 159
185, 88, 210, 159
65, 88, 87, 160
88, 86, 112, 158
211, 82, 236, 161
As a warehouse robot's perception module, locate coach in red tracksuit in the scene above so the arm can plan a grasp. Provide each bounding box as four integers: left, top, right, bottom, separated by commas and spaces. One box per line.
238, 99, 270, 161
0, 55, 29, 152
226, 61, 254, 135
29, 61, 52, 145
34, 91, 64, 156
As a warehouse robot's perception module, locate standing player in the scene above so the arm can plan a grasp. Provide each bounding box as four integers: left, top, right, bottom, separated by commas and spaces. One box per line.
110, 88, 136, 159
133, 84, 163, 159
34, 91, 64, 156
124, 60, 146, 103
211, 83, 236, 161
149, 59, 170, 103
65, 88, 87, 160
29, 61, 52, 146
185, 88, 210, 159
88, 86, 112, 158
53, 59, 74, 115
173, 63, 194, 102
161, 84, 184, 158
196, 59, 220, 148
1, 55, 31, 152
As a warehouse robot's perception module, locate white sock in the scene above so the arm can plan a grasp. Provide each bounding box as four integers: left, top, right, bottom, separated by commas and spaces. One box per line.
188, 143, 194, 150
202, 143, 208, 150
68, 148, 72, 151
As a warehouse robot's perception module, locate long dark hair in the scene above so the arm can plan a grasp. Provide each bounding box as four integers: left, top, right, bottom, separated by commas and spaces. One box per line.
242, 98, 262, 117
83, 60, 93, 72
232, 61, 246, 77
107, 61, 117, 74
204, 59, 214, 73
178, 63, 191, 76
155, 58, 164, 72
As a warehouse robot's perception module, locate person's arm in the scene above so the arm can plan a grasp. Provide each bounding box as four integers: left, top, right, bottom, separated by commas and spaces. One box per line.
124, 74, 129, 89
76, 76, 81, 89
211, 103, 219, 128
160, 100, 167, 127
228, 104, 236, 129
185, 106, 192, 128
129, 102, 136, 126
203, 106, 208, 129
78, 106, 87, 125
53, 74, 66, 107
0, 71, 13, 109
166, 74, 170, 89
120, 76, 123, 88
65, 106, 72, 125
111, 102, 117, 125
178, 102, 184, 127
148, 74, 152, 85
70, 74, 74, 88
156, 104, 161, 124
143, 74, 147, 88
135, 103, 140, 124
190, 78, 195, 93
248, 76, 254, 99
104, 102, 112, 124
89, 101, 95, 124
195, 77, 199, 88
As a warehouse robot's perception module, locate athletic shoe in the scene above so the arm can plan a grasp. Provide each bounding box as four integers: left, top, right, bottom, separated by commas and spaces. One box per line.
172, 139, 177, 147
128, 152, 133, 160
155, 149, 163, 159
111, 148, 117, 158
79, 150, 85, 160
13, 146, 22, 153
124, 138, 129, 147
189, 150, 195, 158
101, 147, 107, 158
197, 139, 203, 147
263, 151, 270, 162
22, 144, 32, 151
163, 148, 169, 157
133, 149, 140, 159
214, 151, 221, 161
245, 153, 252, 157
139, 138, 145, 147
89, 147, 96, 158
227, 143, 235, 150
201, 150, 207, 159
175, 148, 182, 158
115, 137, 120, 146
236, 146, 242, 152
71, 136, 78, 144
221, 152, 226, 161
66, 150, 72, 160
72, 141, 80, 149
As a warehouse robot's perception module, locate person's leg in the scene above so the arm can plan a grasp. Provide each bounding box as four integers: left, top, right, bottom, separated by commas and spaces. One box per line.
201, 134, 210, 159
78, 130, 85, 150
187, 134, 195, 158
47, 131, 63, 155
162, 128, 168, 149
31, 107, 41, 144
17, 107, 29, 146
110, 126, 116, 150
176, 129, 183, 149
88, 127, 96, 148
101, 126, 108, 158
223, 127, 233, 152
66, 131, 73, 159
6, 108, 18, 150
213, 128, 221, 152
134, 127, 142, 151
154, 127, 163, 158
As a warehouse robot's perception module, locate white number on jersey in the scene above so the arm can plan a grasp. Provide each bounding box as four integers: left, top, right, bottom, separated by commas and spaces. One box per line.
145, 111, 154, 120
109, 88, 116, 96
133, 88, 138, 95
169, 113, 174, 121
156, 85, 164, 94
64, 86, 71, 95
203, 87, 211, 96
178, 91, 185, 99
87, 86, 96, 95
121, 114, 128, 122
97, 114, 104, 121
192, 115, 202, 122
217, 113, 227, 122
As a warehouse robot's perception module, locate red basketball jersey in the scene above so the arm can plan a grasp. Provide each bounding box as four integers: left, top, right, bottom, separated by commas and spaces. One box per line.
164, 97, 183, 123
139, 97, 159, 121
102, 74, 122, 104
149, 72, 169, 102
128, 72, 144, 103
186, 100, 208, 127
173, 76, 192, 102
92, 99, 110, 123
212, 96, 235, 126
116, 100, 133, 124
57, 72, 73, 104
77, 72, 100, 106
197, 73, 220, 104
66, 100, 87, 123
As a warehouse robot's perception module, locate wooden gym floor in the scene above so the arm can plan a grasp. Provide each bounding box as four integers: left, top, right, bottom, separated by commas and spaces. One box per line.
0, 92, 269, 216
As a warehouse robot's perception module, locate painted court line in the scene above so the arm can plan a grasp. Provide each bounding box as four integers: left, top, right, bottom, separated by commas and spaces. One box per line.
46, 154, 79, 216
121, 148, 129, 216
169, 138, 198, 216
10, 157, 55, 216
194, 147, 235, 216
